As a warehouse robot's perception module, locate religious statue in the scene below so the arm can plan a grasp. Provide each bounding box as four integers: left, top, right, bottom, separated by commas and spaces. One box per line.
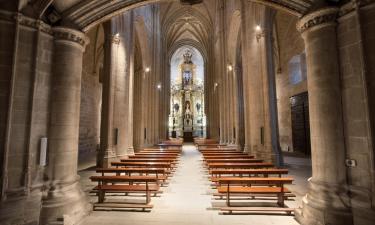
196, 102, 201, 112
173, 103, 180, 113
185, 100, 192, 125
183, 49, 193, 64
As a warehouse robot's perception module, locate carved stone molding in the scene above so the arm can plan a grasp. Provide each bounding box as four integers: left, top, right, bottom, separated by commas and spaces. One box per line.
297, 7, 339, 33
0, 10, 53, 35
53, 27, 89, 48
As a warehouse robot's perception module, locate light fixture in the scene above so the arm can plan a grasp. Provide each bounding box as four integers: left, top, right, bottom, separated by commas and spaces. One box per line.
157, 83, 162, 90
255, 25, 264, 42
145, 67, 150, 73
113, 33, 120, 44
214, 82, 218, 87
227, 65, 233, 72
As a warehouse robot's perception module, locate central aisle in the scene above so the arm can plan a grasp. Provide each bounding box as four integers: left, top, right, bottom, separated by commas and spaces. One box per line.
81, 144, 300, 225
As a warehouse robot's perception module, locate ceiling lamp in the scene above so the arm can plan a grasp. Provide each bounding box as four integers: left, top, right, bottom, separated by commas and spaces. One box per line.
180, 0, 203, 5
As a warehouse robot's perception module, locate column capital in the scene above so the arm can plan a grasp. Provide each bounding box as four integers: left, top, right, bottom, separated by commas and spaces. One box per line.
52, 26, 89, 49
105, 34, 121, 44
297, 7, 339, 33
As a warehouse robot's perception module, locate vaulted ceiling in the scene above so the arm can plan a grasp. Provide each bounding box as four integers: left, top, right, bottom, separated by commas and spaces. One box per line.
16, 0, 336, 31
161, 2, 213, 52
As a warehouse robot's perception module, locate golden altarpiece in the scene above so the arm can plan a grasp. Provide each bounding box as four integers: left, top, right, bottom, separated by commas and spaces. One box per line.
169, 50, 206, 142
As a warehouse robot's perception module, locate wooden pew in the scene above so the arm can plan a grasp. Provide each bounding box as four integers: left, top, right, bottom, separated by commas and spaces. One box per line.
96, 167, 168, 183
135, 152, 179, 156
129, 155, 179, 159
203, 155, 255, 159
120, 158, 178, 168
205, 159, 264, 164
197, 143, 227, 148
141, 150, 181, 154
200, 150, 240, 153
209, 168, 289, 178
141, 148, 181, 153
112, 162, 172, 171
90, 175, 159, 210
202, 153, 247, 156
120, 158, 177, 163
207, 162, 274, 170
216, 177, 294, 207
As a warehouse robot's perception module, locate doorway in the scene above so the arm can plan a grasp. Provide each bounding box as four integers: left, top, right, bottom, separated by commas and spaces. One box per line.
290, 92, 310, 155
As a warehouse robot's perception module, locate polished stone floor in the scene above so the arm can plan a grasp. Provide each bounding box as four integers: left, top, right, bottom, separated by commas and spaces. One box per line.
79, 144, 311, 225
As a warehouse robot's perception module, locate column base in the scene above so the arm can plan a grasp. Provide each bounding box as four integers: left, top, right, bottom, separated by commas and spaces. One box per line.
0, 189, 43, 225
101, 148, 117, 168
243, 145, 250, 153
40, 177, 91, 225
349, 185, 375, 225
295, 179, 353, 225
127, 146, 135, 155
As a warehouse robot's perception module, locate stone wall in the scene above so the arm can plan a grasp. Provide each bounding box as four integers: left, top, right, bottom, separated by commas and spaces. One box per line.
337, 4, 375, 224
79, 25, 103, 164
275, 11, 306, 152
0, 12, 54, 225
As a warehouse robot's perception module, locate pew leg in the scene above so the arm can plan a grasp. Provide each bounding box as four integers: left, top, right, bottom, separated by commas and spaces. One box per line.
277, 193, 284, 207
146, 182, 151, 204
226, 184, 230, 207
98, 191, 105, 203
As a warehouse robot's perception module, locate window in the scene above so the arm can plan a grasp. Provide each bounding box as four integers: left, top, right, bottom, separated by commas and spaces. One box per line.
289, 52, 307, 85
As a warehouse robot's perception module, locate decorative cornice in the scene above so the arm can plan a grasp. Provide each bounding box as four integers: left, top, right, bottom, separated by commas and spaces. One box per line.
53, 27, 89, 48
0, 10, 53, 35
339, 0, 375, 17
297, 7, 339, 33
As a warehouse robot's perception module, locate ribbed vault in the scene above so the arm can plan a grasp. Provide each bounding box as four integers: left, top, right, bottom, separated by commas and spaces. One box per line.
21, 0, 327, 31
162, 6, 212, 52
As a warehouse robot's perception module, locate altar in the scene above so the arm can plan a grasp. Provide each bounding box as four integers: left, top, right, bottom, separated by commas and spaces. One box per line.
169, 48, 206, 141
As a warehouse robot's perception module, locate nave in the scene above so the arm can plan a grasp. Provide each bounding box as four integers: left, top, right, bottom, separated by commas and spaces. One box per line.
79, 144, 310, 225
1, 1, 375, 225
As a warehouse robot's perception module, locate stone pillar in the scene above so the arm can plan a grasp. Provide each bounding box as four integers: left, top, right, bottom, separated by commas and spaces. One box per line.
127, 42, 135, 155
99, 23, 117, 167
240, 0, 254, 154
40, 27, 90, 225
295, 8, 353, 225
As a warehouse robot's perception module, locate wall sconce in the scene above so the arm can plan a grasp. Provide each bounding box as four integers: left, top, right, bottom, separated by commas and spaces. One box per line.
157, 83, 162, 90
145, 67, 150, 73
112, 33, 120, 44
227, 65, 233, 72
214, 82, 218, 87
255, 25, 264, 42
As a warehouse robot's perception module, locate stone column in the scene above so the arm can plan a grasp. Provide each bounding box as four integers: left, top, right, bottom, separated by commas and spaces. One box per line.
40, 27, 90, 225
240, 0, 253, 154
295, 8, 353, 225
99, 23, 118, 167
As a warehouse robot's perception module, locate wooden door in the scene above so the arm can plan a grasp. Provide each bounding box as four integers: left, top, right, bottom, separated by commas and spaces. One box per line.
290, 92, 311, 155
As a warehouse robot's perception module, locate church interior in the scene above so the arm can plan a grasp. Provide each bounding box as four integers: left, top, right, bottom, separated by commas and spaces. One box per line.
0, 0, 375, 225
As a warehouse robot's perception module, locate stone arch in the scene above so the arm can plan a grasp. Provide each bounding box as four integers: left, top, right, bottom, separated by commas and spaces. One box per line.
168, 39, 208, 65
46, 0, 316, 31
134, 16, 150, 69
227, 10, 241, 64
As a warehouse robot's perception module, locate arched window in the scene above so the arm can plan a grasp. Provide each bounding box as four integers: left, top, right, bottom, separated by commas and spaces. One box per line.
289, 52, 307, 85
